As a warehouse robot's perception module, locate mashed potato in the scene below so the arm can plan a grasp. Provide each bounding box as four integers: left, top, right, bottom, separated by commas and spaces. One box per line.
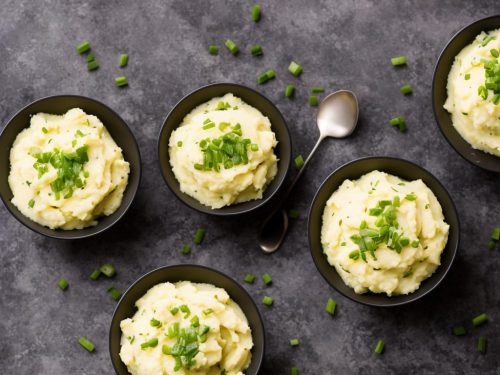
169, 93, 278, 209
119, 281, 253, 375
8, 108, 130, 230
444, 28, 500, 156
321, 171, 449, 296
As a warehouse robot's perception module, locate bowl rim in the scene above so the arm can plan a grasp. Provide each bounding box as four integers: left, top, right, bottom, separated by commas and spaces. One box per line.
157, 82, 292, 216
0, 94, 142, 240
432, 14, 500, 173
307, 156, 460, 307
108, 263, 266, 375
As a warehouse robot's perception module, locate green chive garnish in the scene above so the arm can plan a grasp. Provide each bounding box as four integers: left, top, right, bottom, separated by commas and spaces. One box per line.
491, 228, 500, 241
86, 54, 95, 62
477, 336, 487, 353
170, 307, 179, 315
481, 35, 496, 46
250, 144, 259, 151
225, 39, 239, 55
472, 313, 488, 327
309, 95, 319, 106
251, 4, 261, 22
288, 209, 300, 219
250, 44, 263, 56
465, 73, 470, 80
141, 337, 158, 349
288, 61, 303, 77
290, 338, 300, 347
150, 318, 161, 327
487, 240, 496, 250
177, 141, 183, 147
453, 326, 466, 336
99, 263, 116, 278
244, 274, 255, 283
58, 278, 69, 290
87, 60, 99, 71
208, 45, 219, 55
257, 69, 276, 84
107, 286, 122, 301
262, 273, 272, 285
391, 56, 406, 66
325, 298, 336, 316
311, 87, 324, 93
400, 84, 413, 95
285, 84, 295, 98
28, 199, 35, 208
119, 54, 128, 67
181, 244, 191, 254
294, 154, 305, 169
291, 368, 299, 375
115, 76, 128, 87
262, 296, 273, 306
389, 116, 407, 132
374, 339, 385, 354
89, 269, 101, 280
78, 336, 95, 352
76, 41, 91, 54
194, 228, 206, 245
491, 49, 499, 58
42, 127, 48, 134
405, 193, 417, 201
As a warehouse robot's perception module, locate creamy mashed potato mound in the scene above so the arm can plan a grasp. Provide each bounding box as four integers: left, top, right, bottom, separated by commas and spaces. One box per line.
321, 171, 449, 296
8, 108, 130, 229
119, 281, 253, 375
444, 28, 500, 156
169, 93, 278, 209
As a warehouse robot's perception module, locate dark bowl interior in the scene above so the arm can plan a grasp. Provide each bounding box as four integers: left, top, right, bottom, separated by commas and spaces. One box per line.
308, 157, 460, 307
158, 83, 291, 215
432, 15, 500, 173
0, 95, 141, 239
109, 264, 265, 375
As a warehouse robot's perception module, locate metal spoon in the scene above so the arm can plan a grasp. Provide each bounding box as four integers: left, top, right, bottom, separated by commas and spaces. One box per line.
258, 90, 359, 253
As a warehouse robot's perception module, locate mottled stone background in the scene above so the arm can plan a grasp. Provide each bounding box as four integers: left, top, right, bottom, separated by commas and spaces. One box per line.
1, 1, 499, 374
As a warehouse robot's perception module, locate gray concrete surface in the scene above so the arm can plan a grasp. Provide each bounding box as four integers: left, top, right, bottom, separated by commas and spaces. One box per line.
1, 0, 499, 374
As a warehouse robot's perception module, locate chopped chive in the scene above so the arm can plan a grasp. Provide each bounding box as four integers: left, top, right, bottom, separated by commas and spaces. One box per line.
472, 313, 488, 327
411, 240, 419, 248
177, 141, 183, 147
208, 45, 219, 55
265, 69, 276, 79
89, 269, 101, 280
41, 126, 48, 134
374, 339, 385, 354
83, 171, 90, 178
28, 199, 35, 208
202, 122, 215, 130
181, 244, 191, 254
391, 55, 406, 66
311, 86, 324, 93
493, 94, 500, 105
251, 4, 261, 22
225, 39, 239, 55
170, 307, 179, 315
291, 368, 299, 375
464, 73, 471, 80
257, 70, 275, 84
405, 193, 417, 201
290, 338, 300, 347
115, 76, 128, 87
58, 278, 69, 290
400, 84, 413, 95
487, 240, 496, 250
76, 41, 91, 54
477, 336, 487, 353
194, 163, 204, 170
119, 53, 128, 67
87, 60, 99, 71
288, 209, 300, 219
294, 154, 305, 169
492, 228, 500, 241
140, 337, 158, 349
99, 263, 116, 278
262, 296, 273, 306
478, 85, 488, 100
453, 326, 466, 336
288, 61, 303, 77
78, 336, 95, 352
481, 35, 496, 47
285, 84, 295, 98
250, 44, 263, 56
244, 274, 255, 283
150, 318, 161, 327
162, 344, 172, 355
309, 95, 319, 106
107, 286, 122, 301
491, 49, 499, 58
325, 298, 336, 316
389, 116, 407, 132
179, 304, 191, 318
86, 54, 95, 62
194, 228, 206, 245
262, 273, 272, 285
250, 143, 259, 151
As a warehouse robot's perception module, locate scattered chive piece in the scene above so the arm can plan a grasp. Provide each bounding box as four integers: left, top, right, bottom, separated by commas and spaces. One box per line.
86, 54, 95, 62
257, 70, 276, 84
477, 336, 487, 353
194, 228, 206, 245
177, 141, 183, 147
170, 307, 179, 315
492, 228, 500, 241
487, 240, 496, 250
99, 263, 116, 278
250, 144, 259, 151
325, 298, 336, 316
391, 55, 407, 66
309, 95, 319, 106
374, 339, 385, 354
181, 244, 191, 254
225, 39, 239, 55
405, 193, 417, 201
87, 60, 99, 71
119, 53, 128, 67
251, 4, 261, 22
107, 286, 122, 301
411, 240, 419, 248
244, 274, 255, 283
262, 273, 272, 285
115, 76, 128, 87
400, 84, 413, 95
311, 86, 324, 93
150, 318, 161, 327
78, 336, 95, 352
294, 154, 305, 169
89, 269, 101, 280
291, 368, 299, 375
250, 44, 263, 56
288, 61, 303, 77
464, 73, 471, 80
491, 49, 499, 58
262, 296, 273, 306
162, 344, 172, 355
290, 338, 300, 347
285, 84, 295, 98
140, 337, 158, 349
453, 326, 467, 336
208, 45, 219, 55
28, 199, 35, 208
472, 313, 488, 327
58, 278, 69, 290
76, 41, 91, 54
288, 209, 300, 219
389, 116, 407, 132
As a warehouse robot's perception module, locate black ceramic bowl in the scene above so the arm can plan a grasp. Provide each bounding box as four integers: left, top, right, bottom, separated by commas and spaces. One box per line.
109, 264, 265, 374
158, 83, 291, 215
433, 15, 500, 173
0, 95, 141, 239
308, 157, 460, 307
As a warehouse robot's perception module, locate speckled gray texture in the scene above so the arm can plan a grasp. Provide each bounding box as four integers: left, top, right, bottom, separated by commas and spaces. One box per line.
1, 1, 500, 374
